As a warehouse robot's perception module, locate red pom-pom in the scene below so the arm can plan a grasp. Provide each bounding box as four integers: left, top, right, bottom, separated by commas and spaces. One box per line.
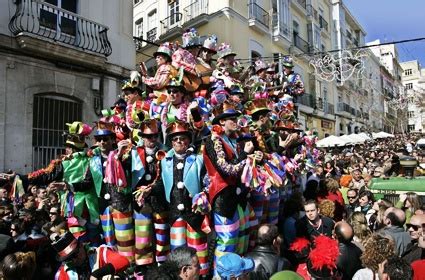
211, 125, 224, 135
289, 237, 311, 252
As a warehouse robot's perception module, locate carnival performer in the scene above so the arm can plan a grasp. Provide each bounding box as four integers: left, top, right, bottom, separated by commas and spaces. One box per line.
281, 56, 305, 101
203, 100, 262, 271
172, 28, 200, 77
142, 43, 176, 119
131, 119, 170, 273
94, 121, 135, 263
51, 231, 130, 279
198, 34, 217, 69
155, 120, 210, 276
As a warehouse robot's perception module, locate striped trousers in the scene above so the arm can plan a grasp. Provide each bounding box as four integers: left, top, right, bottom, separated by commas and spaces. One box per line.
170, 218, 209, 276
133, 207, 170, 265
100, 207, 135, 262
213, 204, 251, 275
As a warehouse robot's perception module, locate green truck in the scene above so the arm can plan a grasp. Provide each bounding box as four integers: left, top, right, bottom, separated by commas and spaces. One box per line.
369, 177, 425, 204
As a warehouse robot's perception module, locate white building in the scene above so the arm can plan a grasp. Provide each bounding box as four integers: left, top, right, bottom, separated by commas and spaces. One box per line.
400, 60, 425, 132
0, 0, 135, 173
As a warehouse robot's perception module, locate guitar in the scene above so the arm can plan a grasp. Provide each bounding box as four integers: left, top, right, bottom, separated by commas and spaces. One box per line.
182, 64, 214, 92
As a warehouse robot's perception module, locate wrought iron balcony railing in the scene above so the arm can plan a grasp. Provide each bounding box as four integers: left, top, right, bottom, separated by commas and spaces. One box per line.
338, 102, 351, 113
293, 33, 310, 53
296, 0, 307, 9
160, 13, 183, 33
9, 0, 112, 56
146, 27, 157, 42
326, 103, 335, 115
248, 2, 270, 28
299, 93, 316, 108
183, 0, 208, 22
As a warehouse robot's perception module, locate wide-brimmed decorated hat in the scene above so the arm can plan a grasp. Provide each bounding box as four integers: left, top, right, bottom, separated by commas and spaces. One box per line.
229, 84, 244, 96
64, 121, 92, 150
212, 100, 242, 125
217, 43, 237, 60
266, 63, 276, 73
273, 119, 303, 132
201, 34, 218, 54
166, 120, 192, 140
122, 70, 143, 94
182, 28, 201, 49
51, 232, 79, 262
166, 68, 186, 92
153, 42, 173, 59
93, 121, 115, 137
244, 99, 271, 116
282, 55, 294, 68
139, 119, 160, 136
254, 59, 268, 73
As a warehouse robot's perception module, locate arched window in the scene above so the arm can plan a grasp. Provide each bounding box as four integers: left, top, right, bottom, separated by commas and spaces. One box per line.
32, 94, 82, 169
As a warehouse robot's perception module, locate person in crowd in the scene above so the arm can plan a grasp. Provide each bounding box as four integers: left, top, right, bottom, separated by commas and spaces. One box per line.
144, 260, 181, 280
318, 199, 336, 220
288, 237, 311, 279
378, 256, 413, 280
396, 192, 422, 224
349, 168, 366, 190
245, 224, 291, 279
42, 206, 66, 236
371, 198, 394, 231
345, 188, 359, 218
353, 234, 395, 280
347, 211, 372, 251
296, 200, 335, 240
0, 186, 10, 206
334, 221, 363, 280
167, 246, 200, 280
0, 251, 36, 280
306, 235, 340, 280
380, 207, 411, 256
51, 231, 130, 279
401, 214, 425, 263
317, 178, 344, 221
354, 190, 376, 227
280, 196, 302, 249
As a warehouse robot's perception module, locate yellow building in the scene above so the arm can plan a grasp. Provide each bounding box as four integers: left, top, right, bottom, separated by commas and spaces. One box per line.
132, 0, 369, 138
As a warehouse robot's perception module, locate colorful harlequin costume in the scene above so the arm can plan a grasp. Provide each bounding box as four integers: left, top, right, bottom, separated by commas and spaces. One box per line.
130, 119, 170, 266
282, 56, 305, 99
202, 101, 253, 272
94, 122, 135, 263
156, 121, 210, 275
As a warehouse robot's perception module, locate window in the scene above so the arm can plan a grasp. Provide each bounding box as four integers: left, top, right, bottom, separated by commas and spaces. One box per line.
408, 111, 415, 118
408, 125, 415, 132
147, 10, 157, 41
405, 83, 413, 90
134, 0, 141, 4
314, 25, 321, 49
32, 95, 82, 169
40, 0, 77, 36
404, 69, 412, 76
169, 0, 180, 26
135, 18, 143, 37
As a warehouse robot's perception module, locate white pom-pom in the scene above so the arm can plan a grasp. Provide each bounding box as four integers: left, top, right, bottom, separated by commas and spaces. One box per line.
177, 204, 185, 211
104, 193, 111, 200
146, 156, 153, 163
145, 174, 152, 181
236, 187, 241, 195
177, 162, 184, 170
177, 182, 185, 189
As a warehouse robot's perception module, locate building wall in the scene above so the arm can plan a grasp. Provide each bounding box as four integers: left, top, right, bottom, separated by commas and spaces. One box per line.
0, 0, 134, 173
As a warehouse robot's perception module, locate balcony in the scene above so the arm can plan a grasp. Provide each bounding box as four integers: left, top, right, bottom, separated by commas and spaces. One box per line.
183, 0, 209, 26
319, 15, 328, 32
159, 13, 183, 40
146, 27, 157, 42
272, 13, 290, 47
296, 0, 307, 10
248, 2, 270, 33
9, 0, 112, 58
299, 93, 316, 108
338, 102, 351, 113
326, 103, 335, 115
350, 107, 356, 115
293, 33, 311, 53
316, 97, 324, 110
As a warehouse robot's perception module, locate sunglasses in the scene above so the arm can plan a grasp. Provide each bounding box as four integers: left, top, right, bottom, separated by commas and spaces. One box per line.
168, 89, 181, 94
49, 212, 58, 216
347, 196, 357, 199
143, 134, 158, 139
94, 136, 112, 142
172, 136, 188, 142
406, 223, 421, 231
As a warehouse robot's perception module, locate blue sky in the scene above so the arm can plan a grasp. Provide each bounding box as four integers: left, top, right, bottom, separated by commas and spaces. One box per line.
344, 0, 425, 67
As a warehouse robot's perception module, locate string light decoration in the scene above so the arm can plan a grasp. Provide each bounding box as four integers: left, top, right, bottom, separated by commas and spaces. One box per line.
308, 49, 368, 82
